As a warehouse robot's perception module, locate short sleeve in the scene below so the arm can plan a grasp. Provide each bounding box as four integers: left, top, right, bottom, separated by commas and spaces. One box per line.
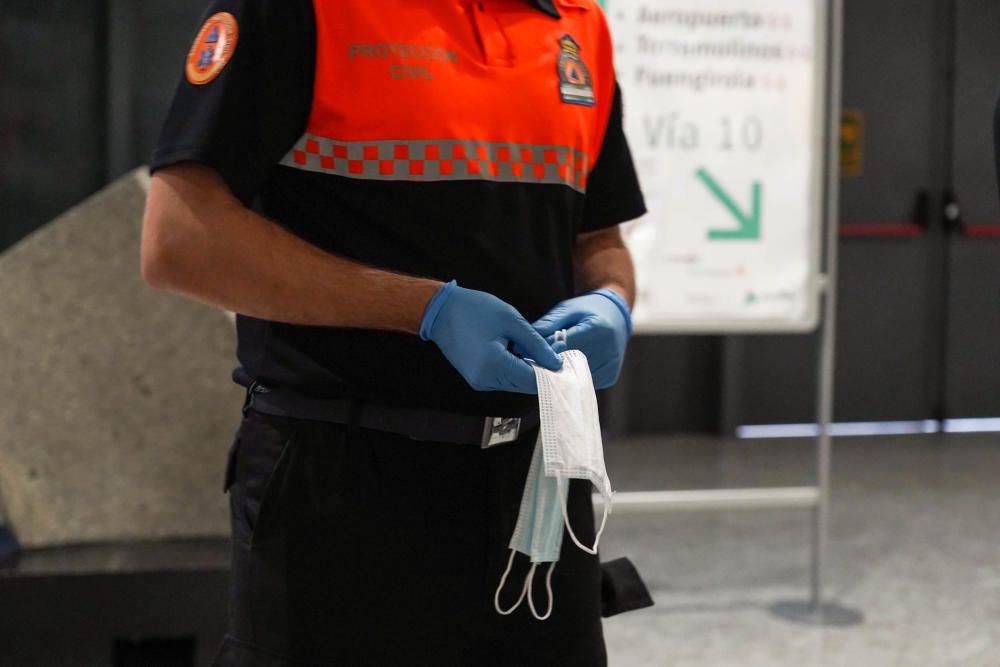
580, 82, 647, 234
150, 0, 316, 205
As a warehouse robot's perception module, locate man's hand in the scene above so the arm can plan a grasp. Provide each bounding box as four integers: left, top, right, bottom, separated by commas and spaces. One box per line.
532, 289, 632, 390
421, 282, 563, 394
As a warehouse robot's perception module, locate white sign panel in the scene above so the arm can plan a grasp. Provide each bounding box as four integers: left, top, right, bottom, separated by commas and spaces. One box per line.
607, 0, 827, 333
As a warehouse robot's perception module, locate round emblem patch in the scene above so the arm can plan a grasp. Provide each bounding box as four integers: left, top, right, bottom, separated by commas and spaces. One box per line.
185, 12, 239, 85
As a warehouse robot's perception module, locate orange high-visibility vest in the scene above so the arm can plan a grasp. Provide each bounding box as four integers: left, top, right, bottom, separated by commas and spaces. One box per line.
282, 0, 616, 195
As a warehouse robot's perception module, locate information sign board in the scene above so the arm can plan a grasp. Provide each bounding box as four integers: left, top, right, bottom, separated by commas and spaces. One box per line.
606, 0, 828, 332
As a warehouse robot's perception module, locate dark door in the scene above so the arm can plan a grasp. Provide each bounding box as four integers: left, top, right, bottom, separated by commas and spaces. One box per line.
943, 0, 1000, 419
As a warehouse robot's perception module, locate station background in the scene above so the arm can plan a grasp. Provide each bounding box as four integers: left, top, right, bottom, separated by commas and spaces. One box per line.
4, 0, 1000, 433
2, 1, 999, 665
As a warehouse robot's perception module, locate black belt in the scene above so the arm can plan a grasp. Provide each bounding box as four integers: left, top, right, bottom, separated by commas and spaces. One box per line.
243, 383, 538, 449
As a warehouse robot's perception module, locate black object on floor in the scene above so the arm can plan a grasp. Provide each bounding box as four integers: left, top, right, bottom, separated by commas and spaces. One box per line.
114, 637, 195, 667
600, 557, 655, 618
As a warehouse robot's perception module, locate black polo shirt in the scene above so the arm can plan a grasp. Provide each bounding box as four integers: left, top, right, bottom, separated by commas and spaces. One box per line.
152, 0, 646, 416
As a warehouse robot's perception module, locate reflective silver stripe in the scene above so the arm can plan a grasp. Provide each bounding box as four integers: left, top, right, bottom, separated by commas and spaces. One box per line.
280, 134, 591, 193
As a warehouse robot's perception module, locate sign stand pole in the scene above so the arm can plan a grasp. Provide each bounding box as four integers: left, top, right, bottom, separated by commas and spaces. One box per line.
812, 0, 844, 616
770, 0, 862, 626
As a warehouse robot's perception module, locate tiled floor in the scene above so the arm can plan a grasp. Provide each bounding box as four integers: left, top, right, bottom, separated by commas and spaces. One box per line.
599, 433, 1000, 667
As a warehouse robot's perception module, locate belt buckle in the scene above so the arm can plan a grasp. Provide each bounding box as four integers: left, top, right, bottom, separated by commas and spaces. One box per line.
481, 417, 522, 449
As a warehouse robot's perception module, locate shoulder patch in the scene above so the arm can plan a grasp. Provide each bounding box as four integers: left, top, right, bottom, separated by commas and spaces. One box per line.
186, 12, 239, 86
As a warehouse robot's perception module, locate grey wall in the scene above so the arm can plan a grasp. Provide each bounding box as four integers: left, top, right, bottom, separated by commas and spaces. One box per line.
4, 0, 1000, 433
124, 1, 209, 174
947, 238, 1000, 418
0, 0, 202, 252
954, 0, 1000, 227
839, 0, 944, 226
1, 1, 108, 250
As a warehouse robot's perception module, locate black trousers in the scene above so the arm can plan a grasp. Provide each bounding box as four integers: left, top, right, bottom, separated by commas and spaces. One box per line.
213, 407, 607, 666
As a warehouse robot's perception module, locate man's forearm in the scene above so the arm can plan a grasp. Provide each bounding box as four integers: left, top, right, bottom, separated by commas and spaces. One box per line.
573, 227, 636, 308
141, 163, 441, 334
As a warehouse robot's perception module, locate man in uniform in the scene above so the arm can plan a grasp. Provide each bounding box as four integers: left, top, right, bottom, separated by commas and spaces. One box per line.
142, 0, 645, 664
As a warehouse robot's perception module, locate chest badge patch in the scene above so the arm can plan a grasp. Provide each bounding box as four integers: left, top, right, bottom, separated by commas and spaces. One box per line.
185, 12, 239, 86
557, 35, 595, 107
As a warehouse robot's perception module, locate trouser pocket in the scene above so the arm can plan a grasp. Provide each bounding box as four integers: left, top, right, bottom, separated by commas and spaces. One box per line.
225, 409, 297, 551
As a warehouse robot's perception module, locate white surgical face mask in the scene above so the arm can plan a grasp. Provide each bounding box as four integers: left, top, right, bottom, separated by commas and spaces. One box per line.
537, 349, 614, 513
494, 349, 614, 621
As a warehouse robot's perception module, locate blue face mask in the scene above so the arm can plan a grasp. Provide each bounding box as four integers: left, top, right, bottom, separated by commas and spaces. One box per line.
493, 350, 613, 622
494, 442, 568, 621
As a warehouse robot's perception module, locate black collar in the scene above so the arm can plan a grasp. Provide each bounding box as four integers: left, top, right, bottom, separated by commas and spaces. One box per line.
532, 0, 560, 18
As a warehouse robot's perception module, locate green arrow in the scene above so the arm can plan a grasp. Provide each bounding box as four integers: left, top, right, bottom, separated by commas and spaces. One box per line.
696, 168, 762, 241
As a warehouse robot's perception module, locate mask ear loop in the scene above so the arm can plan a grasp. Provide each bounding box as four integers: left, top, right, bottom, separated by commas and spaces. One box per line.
494, 549, 531, 616
527, 561, 556, 621
558, 478, 611, 555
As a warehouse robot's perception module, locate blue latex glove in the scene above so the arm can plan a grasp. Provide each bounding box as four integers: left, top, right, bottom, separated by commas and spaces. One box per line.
532, 289, 632, 390
421, 281, 563, 394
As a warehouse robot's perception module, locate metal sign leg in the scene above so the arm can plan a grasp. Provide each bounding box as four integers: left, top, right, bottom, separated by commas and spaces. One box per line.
811, 0, 845, 616
770, 0, 862, 627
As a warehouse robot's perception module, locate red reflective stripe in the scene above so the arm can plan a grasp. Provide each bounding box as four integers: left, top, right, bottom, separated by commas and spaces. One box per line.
839, 223, 924, 238
963, 224, 1000, 238
283, 134, 590, 191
